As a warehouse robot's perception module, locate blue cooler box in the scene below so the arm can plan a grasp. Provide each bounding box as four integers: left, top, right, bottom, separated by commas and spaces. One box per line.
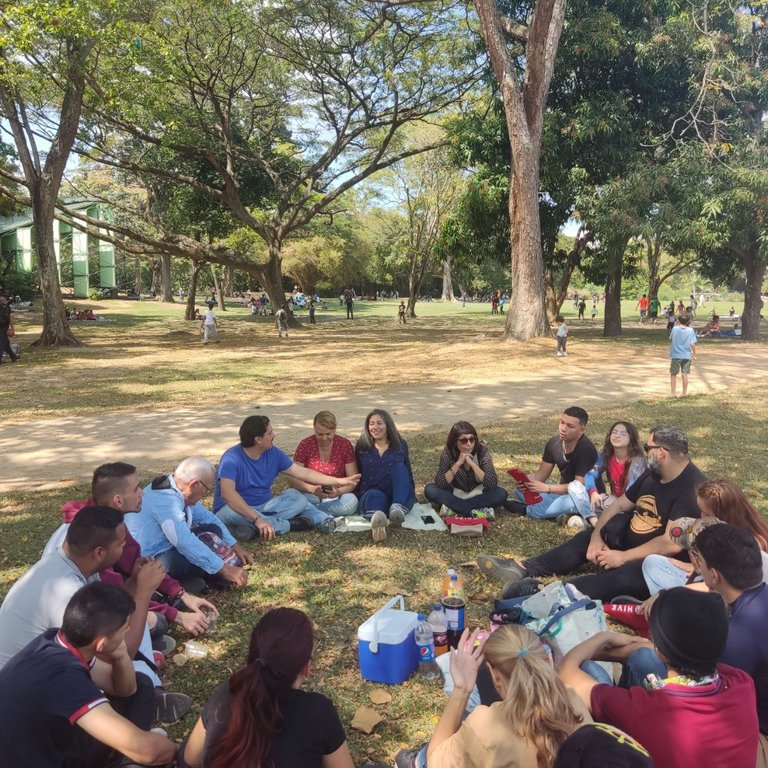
358, 595, 419, 684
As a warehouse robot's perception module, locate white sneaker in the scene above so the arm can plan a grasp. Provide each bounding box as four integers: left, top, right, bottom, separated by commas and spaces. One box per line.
567, 515, 586, 530
388, 504, 407, 527
370, 510, 388, 542
562, 352, 568, 356
556, 351, 563, 357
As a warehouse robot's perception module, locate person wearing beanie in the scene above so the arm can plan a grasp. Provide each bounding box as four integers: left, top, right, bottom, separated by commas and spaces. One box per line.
558, 588, 757, 768
554, 723, 654, 768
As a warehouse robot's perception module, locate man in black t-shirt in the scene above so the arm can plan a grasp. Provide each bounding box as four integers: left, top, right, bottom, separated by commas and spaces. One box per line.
482, 426, 705, 601
0, 583, 176, 768
506, 406, 597, 523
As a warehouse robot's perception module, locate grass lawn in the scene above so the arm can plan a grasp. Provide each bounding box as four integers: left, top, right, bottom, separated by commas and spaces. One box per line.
2, 296, 760, 422
1, 385, 767, 764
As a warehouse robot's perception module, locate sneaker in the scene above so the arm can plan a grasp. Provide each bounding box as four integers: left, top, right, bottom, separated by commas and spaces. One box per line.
155, 691, 193, 724
318, 516, 338, 534
288, 516, 314, 532
556, 351, 563, 357
477, 554, 527, 583
562, 352, 568, 356
567, 515, 586, 530
503, 498, 528, 516
438, 504, 452, 517
370, 510, 388, 542
388, 504, 407, 527
157, 635, 176, 656
501, 577, 541, 600
555, 513, 570, 527
153, 650, 166, 668
178, 576, 208, 597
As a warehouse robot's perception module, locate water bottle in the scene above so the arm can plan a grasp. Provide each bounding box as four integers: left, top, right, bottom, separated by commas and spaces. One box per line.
415, 614, 441, 681
427, 603, 449, 657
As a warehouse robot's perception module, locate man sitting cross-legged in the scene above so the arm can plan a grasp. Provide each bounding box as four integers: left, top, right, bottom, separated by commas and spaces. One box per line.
505, 406, 597, 523
559, 588, 758, 768
44, 462, 219, 650
213, 415, 360, 541
479, 426, 706, 601
0, 582, 178, 768
126, 456, 252, 589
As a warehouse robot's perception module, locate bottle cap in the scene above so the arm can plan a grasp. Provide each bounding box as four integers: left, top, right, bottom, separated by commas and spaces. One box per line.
450, 573, 457, 581
417, 614, 425, 621
433, 602, 442, 610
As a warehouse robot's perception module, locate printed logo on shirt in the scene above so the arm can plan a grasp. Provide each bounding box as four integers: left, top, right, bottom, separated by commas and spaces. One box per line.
629, 494, 662, 535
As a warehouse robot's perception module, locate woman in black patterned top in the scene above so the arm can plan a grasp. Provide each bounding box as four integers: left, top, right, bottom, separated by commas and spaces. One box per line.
424, 421, 507, 517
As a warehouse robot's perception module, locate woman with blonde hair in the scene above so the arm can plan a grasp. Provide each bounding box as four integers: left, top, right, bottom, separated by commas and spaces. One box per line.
414, 627, 589, 768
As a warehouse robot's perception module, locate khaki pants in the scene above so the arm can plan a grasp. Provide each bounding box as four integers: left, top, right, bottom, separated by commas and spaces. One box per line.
757, 732, 768, 768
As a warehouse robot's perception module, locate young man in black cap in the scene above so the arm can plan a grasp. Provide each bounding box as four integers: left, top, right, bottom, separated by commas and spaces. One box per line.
558, 588, 757, 768
554, 723, 654, 768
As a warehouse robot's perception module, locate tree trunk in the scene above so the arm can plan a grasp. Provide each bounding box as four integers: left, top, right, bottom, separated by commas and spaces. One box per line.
184, 260, 202, 320
504, 147, 550, 339
134, 255, 143, 295
441, 256, 455, 301
222, 264, 234, 297
159, 253, 174, 302
740, 247, 765, 341
645, 234, 662, 299
30, 192, 81, 347
261, 243, 301, 327
603, 238, 629, 337
210, 265, 226, 311
150, 259, 160, 296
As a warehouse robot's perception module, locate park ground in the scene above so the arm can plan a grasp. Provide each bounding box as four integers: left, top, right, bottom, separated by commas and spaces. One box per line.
1, 296, 767, 763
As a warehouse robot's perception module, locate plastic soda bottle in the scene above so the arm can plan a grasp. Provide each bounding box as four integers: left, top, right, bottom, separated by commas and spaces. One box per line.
443, 573, 466, 649
427, 603, 449, 657
415, 614, 441, 680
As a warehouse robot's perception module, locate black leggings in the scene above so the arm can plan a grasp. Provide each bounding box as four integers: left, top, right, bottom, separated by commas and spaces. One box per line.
423, 484, 508, 517
523, 530, 650, 601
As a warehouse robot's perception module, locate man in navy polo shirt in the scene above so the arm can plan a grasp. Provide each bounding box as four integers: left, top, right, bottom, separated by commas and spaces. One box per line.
0, 582, 176, 768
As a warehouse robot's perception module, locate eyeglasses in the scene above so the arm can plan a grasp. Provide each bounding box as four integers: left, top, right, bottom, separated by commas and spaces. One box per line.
611, 430, 629, 437
197, 478, 212, 492
458, 436, 476, 444
643, 444, 664, 453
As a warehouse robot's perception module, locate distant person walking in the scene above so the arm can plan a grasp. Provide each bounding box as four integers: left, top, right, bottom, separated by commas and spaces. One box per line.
578, 298, 587, 320
275, 305, 289, 338
669, 313, 697, 397
398, 301, 407, 325
308, 299, 316, 325
555, 314, 568, 357
636, 294, 649, 323
202, 304, 219, 344
344, 290, 354, 319
0, 294, 18, 364
648, 295, 660, 324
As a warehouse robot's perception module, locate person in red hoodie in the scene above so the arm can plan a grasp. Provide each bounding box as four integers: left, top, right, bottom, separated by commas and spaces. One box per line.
44, 462, 219, 649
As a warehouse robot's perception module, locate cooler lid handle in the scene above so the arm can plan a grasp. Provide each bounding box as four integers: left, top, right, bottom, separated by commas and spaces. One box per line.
369, 595, 405, 653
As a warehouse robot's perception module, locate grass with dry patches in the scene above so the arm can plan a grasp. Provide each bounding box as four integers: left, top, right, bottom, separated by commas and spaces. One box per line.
1, 386, 767, 764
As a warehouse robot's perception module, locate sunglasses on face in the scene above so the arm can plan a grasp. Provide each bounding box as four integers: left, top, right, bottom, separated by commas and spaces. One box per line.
457, 436, 476, 444
643, 443, 665, 453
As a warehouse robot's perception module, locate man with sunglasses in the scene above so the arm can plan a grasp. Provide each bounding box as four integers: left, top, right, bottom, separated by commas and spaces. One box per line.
126, 456, 252, 589
480, 426, 705, 601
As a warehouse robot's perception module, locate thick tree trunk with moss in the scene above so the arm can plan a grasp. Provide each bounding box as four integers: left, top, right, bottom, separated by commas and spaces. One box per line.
184, 261, 203, 320
441, 257, 455, 301
160, 253, 174, 302
261, 244, 299, 326
603, 237, 629, 337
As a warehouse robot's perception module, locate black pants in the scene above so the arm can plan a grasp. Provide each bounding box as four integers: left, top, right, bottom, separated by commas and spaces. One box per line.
523, 529, 650, 602
346, 305, 353, 318
63, 672, 156, 768
424, 484, 508, 517
0, 328, 16, 362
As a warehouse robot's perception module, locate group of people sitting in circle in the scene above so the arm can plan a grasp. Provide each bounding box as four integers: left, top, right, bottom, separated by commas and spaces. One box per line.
1, 403, 766, 768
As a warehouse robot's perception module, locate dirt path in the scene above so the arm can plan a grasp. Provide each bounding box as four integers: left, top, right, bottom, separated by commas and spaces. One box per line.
3, 344, 766, 491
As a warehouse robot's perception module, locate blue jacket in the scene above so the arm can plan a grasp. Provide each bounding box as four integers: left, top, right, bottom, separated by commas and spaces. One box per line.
584, 453, 646, 498
126, 474, 236, 575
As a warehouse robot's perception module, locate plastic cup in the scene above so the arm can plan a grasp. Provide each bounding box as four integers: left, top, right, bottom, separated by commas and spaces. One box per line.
203, 608, 218, 635
184, 640, 208, 659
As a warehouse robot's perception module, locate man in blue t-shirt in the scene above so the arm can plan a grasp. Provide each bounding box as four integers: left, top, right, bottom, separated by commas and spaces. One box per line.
668, 312, 697, 397
0, 583, 176, 768
214, 415, 360, 541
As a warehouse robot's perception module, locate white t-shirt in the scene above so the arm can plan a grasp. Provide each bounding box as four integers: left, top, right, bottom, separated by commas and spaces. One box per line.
204, 309, 216, 325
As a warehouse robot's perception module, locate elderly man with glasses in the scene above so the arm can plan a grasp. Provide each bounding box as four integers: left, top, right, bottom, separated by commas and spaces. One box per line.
479, 426, 706, 602
126, 456, 252, 589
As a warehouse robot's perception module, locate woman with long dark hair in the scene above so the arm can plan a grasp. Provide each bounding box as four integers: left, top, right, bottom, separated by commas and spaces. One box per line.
179, 608, 354, 768
643, 477, 768, 594
582, 421, 646, 527
356, 408, 416, 542
424, 421, 507, 517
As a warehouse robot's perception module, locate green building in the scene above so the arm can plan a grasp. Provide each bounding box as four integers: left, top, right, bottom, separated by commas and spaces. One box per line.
0, 199, 115, 297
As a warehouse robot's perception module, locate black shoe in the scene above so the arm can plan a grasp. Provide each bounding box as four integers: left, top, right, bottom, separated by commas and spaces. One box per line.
503, 498, 528, 515
501, 577, 541, 600
289, 516, 314, 532
477, 555, 528, 582
179, 576, 210, 595
155, 691, 193, 724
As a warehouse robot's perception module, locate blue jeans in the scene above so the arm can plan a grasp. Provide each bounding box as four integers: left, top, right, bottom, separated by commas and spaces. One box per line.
155, 524, 224, 581
359, 462, 416, 518
518, 480, 591, 520
216, 488, 328, 538
619, 648, 667, 687
642, 554, 691, 594
301, 491, 359, 517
